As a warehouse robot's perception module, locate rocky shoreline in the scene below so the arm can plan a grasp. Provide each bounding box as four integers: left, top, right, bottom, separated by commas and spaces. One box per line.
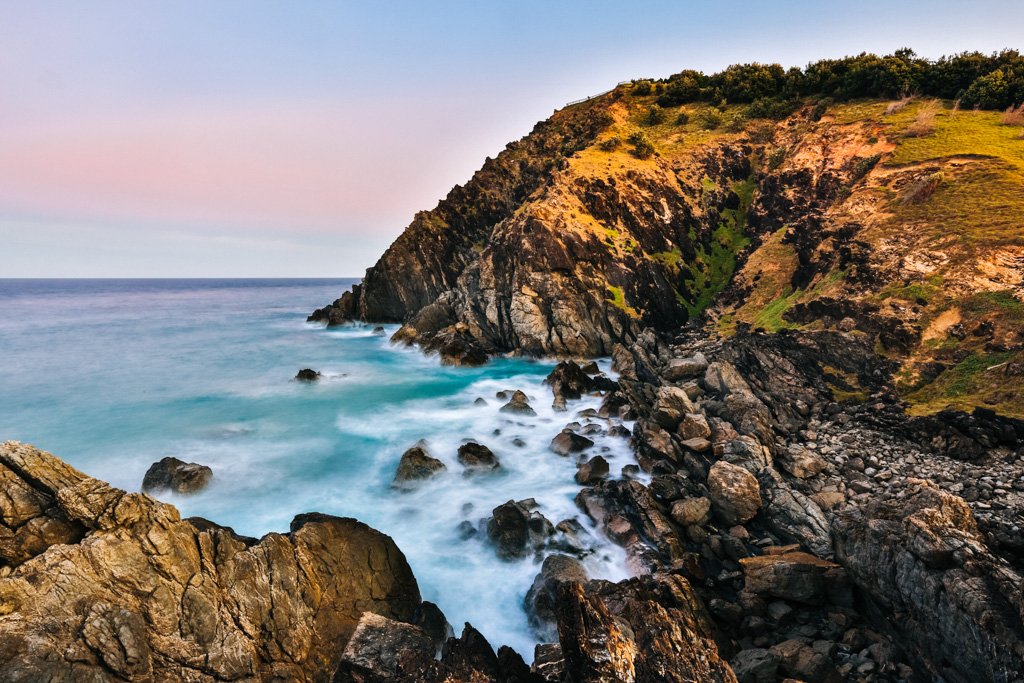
3, 320, 1022, 681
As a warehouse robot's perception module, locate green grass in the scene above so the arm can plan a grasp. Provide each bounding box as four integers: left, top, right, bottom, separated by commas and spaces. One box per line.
606, 285, 640, 317
905, 350, 1021, 417
753, 287, 799, 331
650, 246, 683, 268
888, 108, 1024, 173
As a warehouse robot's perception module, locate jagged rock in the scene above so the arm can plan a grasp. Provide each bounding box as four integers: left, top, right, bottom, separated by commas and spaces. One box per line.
580, 361, 600, 375
457, 442, 501, 472
500, 390, 537, 416
141, 456, 212, 495
545, 360, 595, 410
740, 552, 851, 605
486, 499, 554, 560
392, 443, 446, 489
833, 481, 1024, 682
525, 554, 588, 637
532, 643, 566, 682
550, 430, 594, 456
555, 575, 738, 683
0, 441, 424, 681
296, 368, 322, 381
757, 470, 832, 558
574, 455, 609, 485
651, 386, 696, 431
708, 460, 762, 525
670, 496, 712, 527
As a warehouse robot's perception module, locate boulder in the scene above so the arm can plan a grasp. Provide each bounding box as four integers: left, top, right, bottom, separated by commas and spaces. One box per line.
833, 482, 1024, 681
708, 460, 762, 525
295, 368, 322, 382
769, 639, 837, 683
500, 390, 537, 416
574, 455, 609, 485
651, 386, 696, 431
392, 443, 446, 489
457, 442, 500, 472
0, 441, 424, 681
678, 412, 712, 440
141, 457, 212, 495
665, 355, 709, 381
550, 430, 594, 456
372, 326, 387, 336
777, 444, 827, 479
486, 499, 554, 560
670, 496, 712, 527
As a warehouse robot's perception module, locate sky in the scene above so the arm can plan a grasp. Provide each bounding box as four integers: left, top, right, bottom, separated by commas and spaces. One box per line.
1, 1, 1022, 277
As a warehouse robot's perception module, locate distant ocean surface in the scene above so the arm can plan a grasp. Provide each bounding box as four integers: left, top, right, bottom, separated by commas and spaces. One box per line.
0, 278, 631, 657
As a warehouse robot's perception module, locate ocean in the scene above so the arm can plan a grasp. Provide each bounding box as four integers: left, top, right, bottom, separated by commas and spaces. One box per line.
0, 278, 632, 657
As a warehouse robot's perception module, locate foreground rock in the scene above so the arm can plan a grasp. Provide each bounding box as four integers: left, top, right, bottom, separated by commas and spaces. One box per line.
0, 441, 424, 681
833, 481, 1024, 681
141, 456, 212, 494
392, 442, 446, 489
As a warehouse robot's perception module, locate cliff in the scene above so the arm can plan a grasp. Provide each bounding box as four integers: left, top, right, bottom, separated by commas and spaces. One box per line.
313, 86, 1024, 419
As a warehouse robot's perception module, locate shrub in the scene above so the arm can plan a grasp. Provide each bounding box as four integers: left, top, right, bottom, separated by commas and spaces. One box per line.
697, 109, 723, 129
628, 132, 655, 159
904, 99, 941, 137
675, 110, 690, 125
644, 106, 665, 125
599, 136, 621, 151
745, 97, 800, 120
767, 147, 787, 170
631, 80, 653, 96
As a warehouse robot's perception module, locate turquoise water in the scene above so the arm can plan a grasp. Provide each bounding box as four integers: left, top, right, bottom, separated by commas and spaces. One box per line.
0, 279, 632, 657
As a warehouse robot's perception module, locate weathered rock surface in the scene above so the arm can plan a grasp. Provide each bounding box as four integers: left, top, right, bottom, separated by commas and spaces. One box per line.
0, 441, 424, 682
833, 481, 1024, 682
141, 456, 213, 495
550, 430, 594, 456
708, 460, 762, 525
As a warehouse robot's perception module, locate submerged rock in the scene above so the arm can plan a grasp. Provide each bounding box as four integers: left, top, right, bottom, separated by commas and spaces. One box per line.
486, 499, 554, 560
141, 456, 212, 495
457, 442, 501, 472
550, 430, 594, 456
372, 325, 387, 336
500, 390, 537, 416
295, 368, 322, 381
392, 442, 446, 489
